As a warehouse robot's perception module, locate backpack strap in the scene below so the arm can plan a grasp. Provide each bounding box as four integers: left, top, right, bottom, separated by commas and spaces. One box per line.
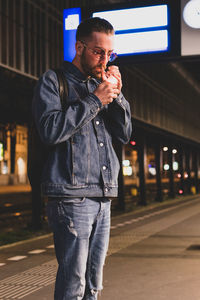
53, 68, 68, 109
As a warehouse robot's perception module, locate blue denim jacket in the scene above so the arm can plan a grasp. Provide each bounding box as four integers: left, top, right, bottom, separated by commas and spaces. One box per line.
32, 61, 132, 198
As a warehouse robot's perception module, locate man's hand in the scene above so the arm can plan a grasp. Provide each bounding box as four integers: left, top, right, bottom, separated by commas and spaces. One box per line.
94, 66, 121, 105
93, 70, 120, 105
105, 65, 122, 91
93, 81, 120, 105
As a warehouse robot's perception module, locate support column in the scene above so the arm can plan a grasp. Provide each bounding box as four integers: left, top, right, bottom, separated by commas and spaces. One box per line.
179, 147, 185, 194
114, 141, 125, 211
6, 129, 11, 174
10, 128, 16, 174
138, 135, 146, 205
194, 151, 199, 194
28, 126, 43, 230
185, 148, 192, 194
31, 183, 44, 230
155, 141, 163, 202
168, 145, 175, 199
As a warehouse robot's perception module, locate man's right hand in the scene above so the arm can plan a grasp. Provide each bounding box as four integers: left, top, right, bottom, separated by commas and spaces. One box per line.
93, 74, 120, 106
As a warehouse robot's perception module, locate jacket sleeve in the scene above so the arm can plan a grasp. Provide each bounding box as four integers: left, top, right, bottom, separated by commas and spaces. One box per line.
106, 92, 132, 144
32, 70, 102, 145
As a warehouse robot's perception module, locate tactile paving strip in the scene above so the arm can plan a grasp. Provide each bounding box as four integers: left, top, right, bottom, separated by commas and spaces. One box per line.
0, 260, 57, 299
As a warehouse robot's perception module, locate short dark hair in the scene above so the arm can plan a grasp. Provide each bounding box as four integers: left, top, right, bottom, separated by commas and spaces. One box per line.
76, 17, 114, 41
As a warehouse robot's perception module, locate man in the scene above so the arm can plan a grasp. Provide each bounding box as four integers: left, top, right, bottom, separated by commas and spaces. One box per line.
32, 17, 132, 300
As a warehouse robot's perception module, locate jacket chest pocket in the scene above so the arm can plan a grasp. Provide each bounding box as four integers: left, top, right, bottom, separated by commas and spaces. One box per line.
71, 126, 90, 186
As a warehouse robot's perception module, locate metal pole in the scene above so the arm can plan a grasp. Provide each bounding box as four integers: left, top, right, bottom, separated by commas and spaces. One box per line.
138, 135, 146, 206
168, 145, 175, 199
179, 147, 185, 194
155, 141, 163, 202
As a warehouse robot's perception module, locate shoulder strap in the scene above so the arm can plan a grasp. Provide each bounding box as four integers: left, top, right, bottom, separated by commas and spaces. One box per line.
53, 68, 68, 109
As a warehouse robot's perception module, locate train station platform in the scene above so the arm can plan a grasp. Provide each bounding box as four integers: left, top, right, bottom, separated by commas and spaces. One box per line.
0, 194, 200, 299
0, 184, 31, 194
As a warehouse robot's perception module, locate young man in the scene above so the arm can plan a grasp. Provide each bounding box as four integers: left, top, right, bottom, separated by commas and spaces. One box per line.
32, 17, 132, 300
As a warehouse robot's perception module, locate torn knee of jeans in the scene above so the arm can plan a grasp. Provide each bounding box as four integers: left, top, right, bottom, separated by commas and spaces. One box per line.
90, 289, 98, 296
67, 218, 78, 237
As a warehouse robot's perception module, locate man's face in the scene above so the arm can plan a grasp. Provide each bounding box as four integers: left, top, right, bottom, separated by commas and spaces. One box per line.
80, 32, 115, 79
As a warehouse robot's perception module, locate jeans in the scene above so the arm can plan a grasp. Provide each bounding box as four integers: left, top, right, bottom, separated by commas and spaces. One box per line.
46, 197, 111, 300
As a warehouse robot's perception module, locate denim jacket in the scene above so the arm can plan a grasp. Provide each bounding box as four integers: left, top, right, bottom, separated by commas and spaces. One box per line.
32, 61, 132, 198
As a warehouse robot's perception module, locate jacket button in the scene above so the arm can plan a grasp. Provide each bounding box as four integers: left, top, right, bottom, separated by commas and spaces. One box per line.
100, 142, 104, 147
102, 166, 107, 170
96, 121, 100, 125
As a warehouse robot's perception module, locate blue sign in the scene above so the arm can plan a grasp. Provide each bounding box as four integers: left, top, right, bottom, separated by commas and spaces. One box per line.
92, 5, 170, 56
63, 8, 81, 61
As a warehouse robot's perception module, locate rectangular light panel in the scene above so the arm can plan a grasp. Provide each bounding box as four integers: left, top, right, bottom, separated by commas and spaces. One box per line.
92, 5, 169, 56
93, 5, 168, 31
63, 8, 81, 61
115, 30, 168, 54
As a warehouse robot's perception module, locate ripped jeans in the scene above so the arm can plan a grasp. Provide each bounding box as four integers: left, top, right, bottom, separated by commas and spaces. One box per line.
46, 197, 111, 300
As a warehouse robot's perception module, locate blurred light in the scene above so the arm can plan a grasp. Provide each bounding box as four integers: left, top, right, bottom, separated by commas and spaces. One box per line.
4, 203, 12, 207
184, 172, 188, 178
149, 167, 156, 176
130, 140, 136, 146
131, 188, 138, 196
191, 186, 196, 195
14, 212, 21, 217
164, 164, 169, 171
17, 157, 26, 175
172, 149, 177, 154
123, 160, 130, 167
190, 171, 195, 178
173, 161, 179, 171
177, 173, 181, 178
2, 162, 8, 174
179, 189, 183, 194
123, 166, 133, 176
0, 143, 3, 161
163, 146, 168, 151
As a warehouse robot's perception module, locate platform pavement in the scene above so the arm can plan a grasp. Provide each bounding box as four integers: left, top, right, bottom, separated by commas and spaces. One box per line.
1, 194, 200, 299
0, 184, 31, 194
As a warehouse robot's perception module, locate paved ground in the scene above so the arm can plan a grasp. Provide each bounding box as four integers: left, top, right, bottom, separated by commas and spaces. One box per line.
102, 196, 200, 300
0, 184, 31, 194
0, 194, 200, 299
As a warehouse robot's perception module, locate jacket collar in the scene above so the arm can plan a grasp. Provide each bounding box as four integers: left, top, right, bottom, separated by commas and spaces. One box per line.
62, 61, 87, 81
62, 61, 100, 85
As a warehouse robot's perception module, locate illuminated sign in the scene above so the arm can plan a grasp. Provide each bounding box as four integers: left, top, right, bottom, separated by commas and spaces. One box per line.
181, 0, 200, 56
92, 5, 169, 56
63, 3, 179, 62
63, 8, 81, 61
183, 0, 200, 29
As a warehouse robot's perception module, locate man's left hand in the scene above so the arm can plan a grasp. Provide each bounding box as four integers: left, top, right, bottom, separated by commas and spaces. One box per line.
106, 66, 122, 92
